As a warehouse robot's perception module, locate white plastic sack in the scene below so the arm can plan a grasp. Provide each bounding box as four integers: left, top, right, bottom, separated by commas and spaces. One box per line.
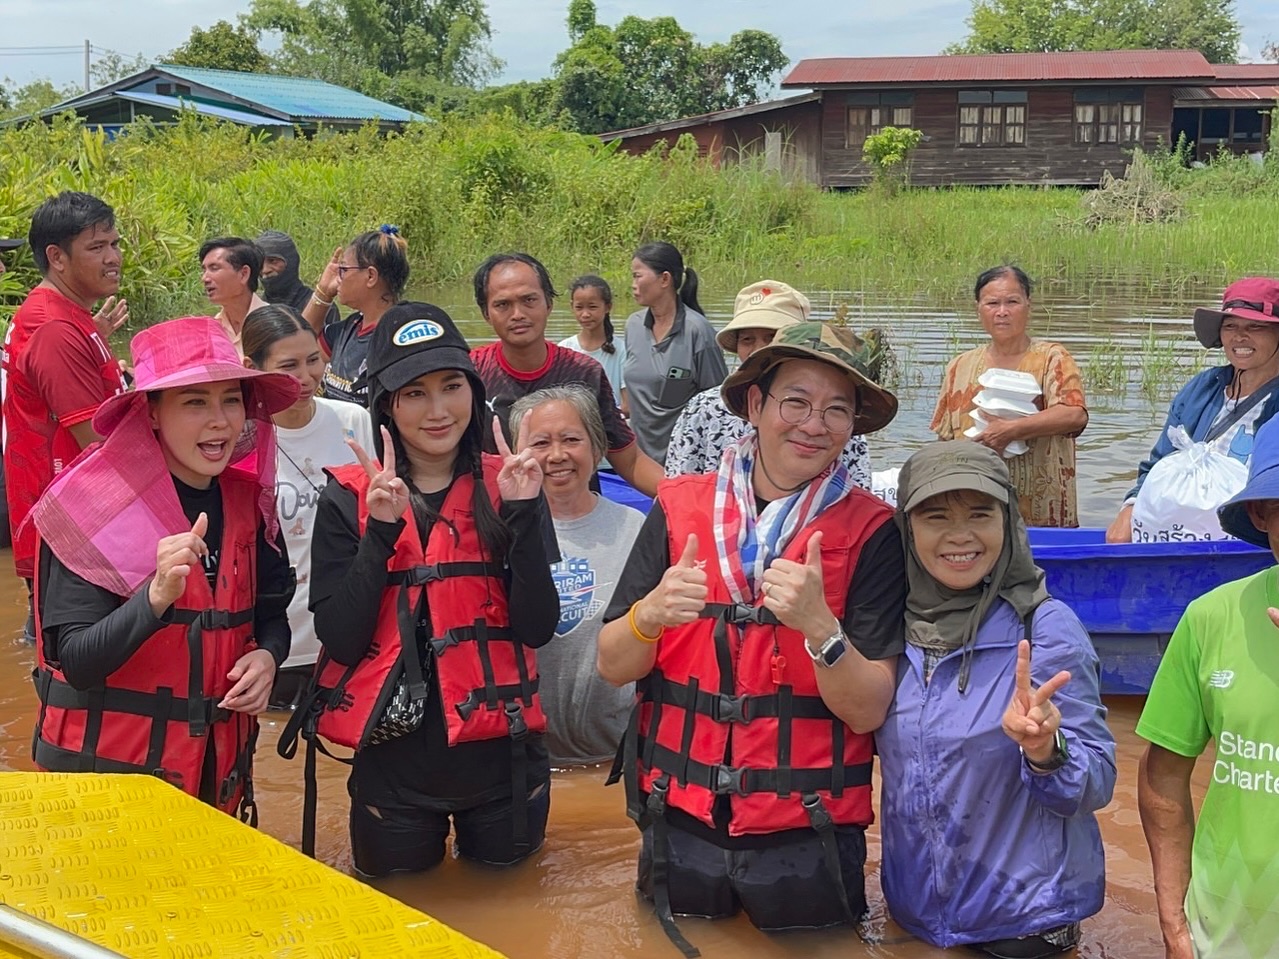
1131, 426, 1248, 542
872, 468, 900, 508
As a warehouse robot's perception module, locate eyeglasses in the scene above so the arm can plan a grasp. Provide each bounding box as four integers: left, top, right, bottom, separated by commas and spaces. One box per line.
336, 263, 362, 279
767, 393, 856, 433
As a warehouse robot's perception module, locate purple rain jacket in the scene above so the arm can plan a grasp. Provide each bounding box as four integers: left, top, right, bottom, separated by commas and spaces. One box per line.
875, 598, 1117, 948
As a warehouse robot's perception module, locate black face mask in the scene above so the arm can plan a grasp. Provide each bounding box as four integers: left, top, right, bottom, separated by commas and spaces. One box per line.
257, 233, 305, 304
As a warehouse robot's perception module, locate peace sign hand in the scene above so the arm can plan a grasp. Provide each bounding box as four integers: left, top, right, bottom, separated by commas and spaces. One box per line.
348, 426, 409, 524
1002, 639, 1071, 764
494, 415, 543, 501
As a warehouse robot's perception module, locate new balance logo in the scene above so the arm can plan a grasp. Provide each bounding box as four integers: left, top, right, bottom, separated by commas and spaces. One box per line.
1208, 670, 1235, 690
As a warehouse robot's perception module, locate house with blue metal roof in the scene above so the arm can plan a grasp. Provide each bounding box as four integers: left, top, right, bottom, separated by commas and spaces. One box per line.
22, 64, 425, 134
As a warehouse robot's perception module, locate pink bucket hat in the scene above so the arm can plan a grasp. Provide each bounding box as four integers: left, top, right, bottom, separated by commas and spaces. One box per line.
27, 317, 299, 597
94, 316, 299, 433
1192, 277, 1279, 349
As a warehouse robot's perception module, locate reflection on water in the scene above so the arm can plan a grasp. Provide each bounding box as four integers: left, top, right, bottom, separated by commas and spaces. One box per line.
0, 564, 1207, 958
1, 277, 1226, 956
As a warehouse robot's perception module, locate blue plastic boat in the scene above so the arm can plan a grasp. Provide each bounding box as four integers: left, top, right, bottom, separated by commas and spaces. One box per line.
598, 473, 1275, 694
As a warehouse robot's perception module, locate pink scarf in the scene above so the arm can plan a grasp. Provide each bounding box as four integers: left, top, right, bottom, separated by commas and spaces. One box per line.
27, 393, 280, 598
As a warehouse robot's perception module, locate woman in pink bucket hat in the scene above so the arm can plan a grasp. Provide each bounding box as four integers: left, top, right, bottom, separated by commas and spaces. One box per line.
1106, 277, 1279, 542
26, 316, 299, 822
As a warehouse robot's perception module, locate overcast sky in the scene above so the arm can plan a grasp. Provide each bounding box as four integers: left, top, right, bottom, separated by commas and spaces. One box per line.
3, 0, 1277, 92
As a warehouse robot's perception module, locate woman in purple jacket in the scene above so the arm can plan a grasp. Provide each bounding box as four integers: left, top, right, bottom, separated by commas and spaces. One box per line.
877, 441, 1116, 957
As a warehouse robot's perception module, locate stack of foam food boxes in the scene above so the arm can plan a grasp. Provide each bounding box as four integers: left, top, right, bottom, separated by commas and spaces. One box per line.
962, 369, 1040, 458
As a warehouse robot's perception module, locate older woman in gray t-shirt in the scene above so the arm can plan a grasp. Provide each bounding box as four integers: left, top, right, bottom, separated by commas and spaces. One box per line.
511, 385, 646, 765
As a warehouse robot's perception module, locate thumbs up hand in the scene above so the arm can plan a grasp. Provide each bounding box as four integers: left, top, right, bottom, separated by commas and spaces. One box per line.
635, 534, 709, 635
762, 531, 834, 639
149, 512, 210, 617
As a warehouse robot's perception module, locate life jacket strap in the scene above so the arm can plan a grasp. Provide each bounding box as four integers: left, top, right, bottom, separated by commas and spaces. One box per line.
644, 774, 701, 959
636, 737, 872, 798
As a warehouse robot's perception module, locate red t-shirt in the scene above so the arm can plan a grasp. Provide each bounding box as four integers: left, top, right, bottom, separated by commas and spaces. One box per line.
470, 341, 635, 453
1, 286, 128, 577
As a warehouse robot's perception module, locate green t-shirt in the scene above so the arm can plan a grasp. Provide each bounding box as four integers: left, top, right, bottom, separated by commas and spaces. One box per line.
1137, 567, 1279, 959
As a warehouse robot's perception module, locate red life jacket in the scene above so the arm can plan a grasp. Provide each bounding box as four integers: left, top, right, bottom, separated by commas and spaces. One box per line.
310, 457, 544, 752
630, 473, 891, 837
32, 474, 262, 822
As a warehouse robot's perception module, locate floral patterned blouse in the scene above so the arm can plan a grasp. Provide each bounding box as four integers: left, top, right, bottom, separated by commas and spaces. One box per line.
930, 340, 1087, 527
664, 385, 872, 487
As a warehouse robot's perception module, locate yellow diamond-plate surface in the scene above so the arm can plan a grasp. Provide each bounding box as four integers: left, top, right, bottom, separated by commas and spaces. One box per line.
0, 772, 505, 959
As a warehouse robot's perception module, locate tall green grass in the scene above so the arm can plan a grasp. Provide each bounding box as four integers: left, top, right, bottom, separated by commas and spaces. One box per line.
3, 113, 1279, 329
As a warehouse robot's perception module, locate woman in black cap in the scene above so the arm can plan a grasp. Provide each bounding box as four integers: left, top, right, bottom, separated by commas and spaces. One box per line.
303, 301, 560, 876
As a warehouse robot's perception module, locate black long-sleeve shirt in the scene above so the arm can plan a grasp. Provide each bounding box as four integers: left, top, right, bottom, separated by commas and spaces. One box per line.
38, 476, 294, 690
309, 477, 560, 808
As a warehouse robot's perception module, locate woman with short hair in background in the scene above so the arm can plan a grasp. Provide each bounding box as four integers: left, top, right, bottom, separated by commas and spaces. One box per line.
510, 385, 644, 766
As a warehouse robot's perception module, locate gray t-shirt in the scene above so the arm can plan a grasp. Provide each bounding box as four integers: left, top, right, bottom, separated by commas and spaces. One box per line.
539, 495, 646, 766
623, 304, 729, 465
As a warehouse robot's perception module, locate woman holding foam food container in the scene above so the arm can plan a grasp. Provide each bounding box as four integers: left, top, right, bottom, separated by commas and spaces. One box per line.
931, 266, 1088, 528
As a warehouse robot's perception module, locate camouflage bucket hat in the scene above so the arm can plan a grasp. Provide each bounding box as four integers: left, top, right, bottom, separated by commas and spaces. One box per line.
720, 320, 898, 434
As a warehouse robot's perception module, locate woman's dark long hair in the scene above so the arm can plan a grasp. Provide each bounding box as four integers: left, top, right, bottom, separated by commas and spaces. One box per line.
569, 274, 616, 354
634, 241, 703, 316
242, 303, 314, 367
382, 381, 512, 564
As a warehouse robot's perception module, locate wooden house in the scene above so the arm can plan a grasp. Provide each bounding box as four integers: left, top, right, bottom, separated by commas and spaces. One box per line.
601, 50, 1279, 188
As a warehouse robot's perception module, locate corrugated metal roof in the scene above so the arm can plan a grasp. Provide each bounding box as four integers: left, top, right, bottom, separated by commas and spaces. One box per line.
782, 50, 1214, 87
152, 64, 424, 122
1212, 63, 1279, 81
1172, 85, 1279, 102
115, 91, 294, 125
599, 93, 821, 141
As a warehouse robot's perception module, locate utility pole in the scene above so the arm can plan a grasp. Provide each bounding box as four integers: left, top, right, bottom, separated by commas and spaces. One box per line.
83, 39, 91, 91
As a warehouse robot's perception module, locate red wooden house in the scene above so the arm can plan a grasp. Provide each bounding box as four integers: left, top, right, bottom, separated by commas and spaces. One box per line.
600, 50, 1279, 188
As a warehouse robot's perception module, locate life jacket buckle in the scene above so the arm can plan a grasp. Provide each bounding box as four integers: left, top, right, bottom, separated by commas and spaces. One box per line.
646, 774, 671, 816
712, 765, 748, 796
504, 701, 528, 740
200, 609, 233, 630
218, 768, 240, 805
429, 631, 461, 657
713, 694, 751, 724
455, 690, 481, 721
152, 767, 183, 787
801, 792, 834, 832
403, 564, 443, 587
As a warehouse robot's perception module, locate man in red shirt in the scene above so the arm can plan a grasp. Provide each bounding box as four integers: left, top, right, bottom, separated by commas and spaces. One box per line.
2, 192, 129, 640
471, 252, 663, 497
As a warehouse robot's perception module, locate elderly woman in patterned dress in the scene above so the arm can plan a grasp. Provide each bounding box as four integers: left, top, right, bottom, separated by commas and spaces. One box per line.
664, 280, 871, 486
931, 266, 1088, 528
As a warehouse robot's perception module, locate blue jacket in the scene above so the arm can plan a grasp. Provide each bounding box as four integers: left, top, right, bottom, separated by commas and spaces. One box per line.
875, 598, 1116, 948
1127, 364, 1279, 500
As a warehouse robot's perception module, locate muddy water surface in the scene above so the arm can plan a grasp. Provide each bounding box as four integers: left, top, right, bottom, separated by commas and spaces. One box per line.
0, 567, 1209, 958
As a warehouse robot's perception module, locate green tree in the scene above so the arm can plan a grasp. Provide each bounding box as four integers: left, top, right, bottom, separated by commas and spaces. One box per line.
0, 78, 80, 119
862, 126, 924, 194
551, 1, 788, 133
1264, 39, 1278, 62
91, 51, 149, 86
947, 0, 1241, 64
244, 0, 502, 108
167, 21, 271, 72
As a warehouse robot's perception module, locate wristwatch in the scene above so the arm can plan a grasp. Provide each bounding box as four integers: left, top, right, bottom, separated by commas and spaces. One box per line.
807, 628, 849, 669
1023, 729, 1070, 773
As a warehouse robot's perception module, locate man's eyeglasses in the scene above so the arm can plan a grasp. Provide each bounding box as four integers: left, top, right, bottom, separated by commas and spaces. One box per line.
767, 393, 856, 433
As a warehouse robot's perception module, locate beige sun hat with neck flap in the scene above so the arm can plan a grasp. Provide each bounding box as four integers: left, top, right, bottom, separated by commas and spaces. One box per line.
716, 280, 811, 352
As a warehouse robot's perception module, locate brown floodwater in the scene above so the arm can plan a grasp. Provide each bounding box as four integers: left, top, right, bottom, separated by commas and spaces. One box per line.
0, 559, 1209, 958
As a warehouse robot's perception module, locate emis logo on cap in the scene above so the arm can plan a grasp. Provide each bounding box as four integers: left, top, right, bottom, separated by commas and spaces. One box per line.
393, 319, 445, 347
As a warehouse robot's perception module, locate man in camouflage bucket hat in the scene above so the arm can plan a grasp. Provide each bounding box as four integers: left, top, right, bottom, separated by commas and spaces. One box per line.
599, 320, 905, 952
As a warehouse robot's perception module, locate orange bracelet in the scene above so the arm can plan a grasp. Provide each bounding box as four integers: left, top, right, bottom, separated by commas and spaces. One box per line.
628, 602, 663, 644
